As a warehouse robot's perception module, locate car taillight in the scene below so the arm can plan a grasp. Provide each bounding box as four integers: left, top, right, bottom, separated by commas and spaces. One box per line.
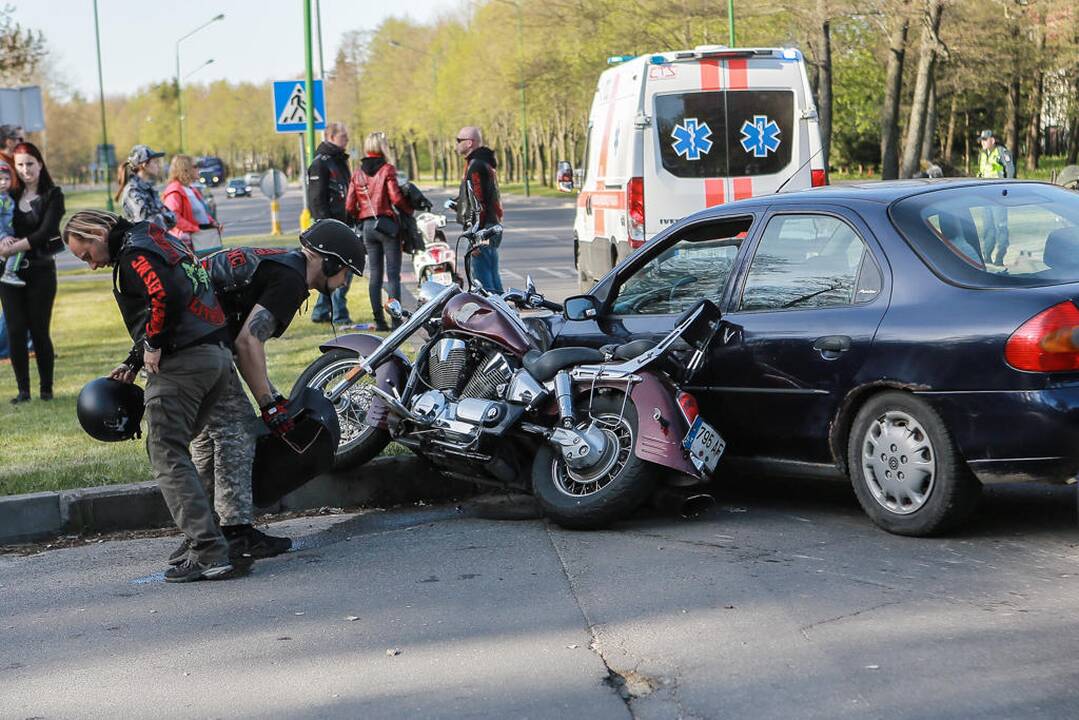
677, 391, 700, 425
811, 168, 827, 187
627, 177, 645, 249
1005, 301, 1079, 372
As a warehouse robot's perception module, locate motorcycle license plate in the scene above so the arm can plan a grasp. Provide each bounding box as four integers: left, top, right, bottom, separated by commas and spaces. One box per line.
432, 271, 453, 285
683, 417, 725, 475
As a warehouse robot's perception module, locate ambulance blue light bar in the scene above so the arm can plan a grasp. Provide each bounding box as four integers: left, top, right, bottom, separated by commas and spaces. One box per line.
607, 55, 636, 65
780, 48, 801, 60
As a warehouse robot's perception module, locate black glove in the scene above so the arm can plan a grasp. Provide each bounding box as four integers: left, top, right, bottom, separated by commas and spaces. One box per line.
260, 395, 294, 437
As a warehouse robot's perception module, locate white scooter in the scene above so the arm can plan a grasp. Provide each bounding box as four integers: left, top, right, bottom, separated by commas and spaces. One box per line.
411, 210, 460, 287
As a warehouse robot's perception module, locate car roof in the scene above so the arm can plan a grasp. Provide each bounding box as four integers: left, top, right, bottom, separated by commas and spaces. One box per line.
692, 179, 1048, 217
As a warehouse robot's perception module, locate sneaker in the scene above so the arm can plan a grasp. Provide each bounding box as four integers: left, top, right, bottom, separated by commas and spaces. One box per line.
167, 537, 191, 566
0, 272, 25, 287
163, 558, 236, 583
245, 526, 292, 558
225, 524, 291, 559
10, 392, 29, 405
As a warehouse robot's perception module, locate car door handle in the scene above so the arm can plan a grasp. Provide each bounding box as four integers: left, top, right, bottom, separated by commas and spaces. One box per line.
813, 335, 851, 358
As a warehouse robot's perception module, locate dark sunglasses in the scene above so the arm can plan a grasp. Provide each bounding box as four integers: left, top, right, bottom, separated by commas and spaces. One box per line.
455, 137, 471, 143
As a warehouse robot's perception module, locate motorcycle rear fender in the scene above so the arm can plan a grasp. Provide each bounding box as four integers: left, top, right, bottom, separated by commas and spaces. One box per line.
585, 371, 700, 480
319, 333, 411, 430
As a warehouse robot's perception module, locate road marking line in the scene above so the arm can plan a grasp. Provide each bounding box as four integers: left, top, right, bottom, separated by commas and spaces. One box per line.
503, 270, 524, 280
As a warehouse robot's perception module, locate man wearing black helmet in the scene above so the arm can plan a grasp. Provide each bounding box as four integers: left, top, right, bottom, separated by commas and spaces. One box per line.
177, 219, 366, 564
62, 209, 240, 582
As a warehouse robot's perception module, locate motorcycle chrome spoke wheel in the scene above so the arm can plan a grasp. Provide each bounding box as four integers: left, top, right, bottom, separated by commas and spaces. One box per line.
861, 410, 936, 515
307, 359, 378, 453
551, 414, 633, 498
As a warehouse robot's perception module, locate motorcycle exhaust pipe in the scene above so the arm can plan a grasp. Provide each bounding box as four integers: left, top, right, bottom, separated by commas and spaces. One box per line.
651, 486, 716, 519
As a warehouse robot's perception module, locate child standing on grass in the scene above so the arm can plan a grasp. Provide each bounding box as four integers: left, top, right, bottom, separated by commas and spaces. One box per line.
0, 158, 18, 286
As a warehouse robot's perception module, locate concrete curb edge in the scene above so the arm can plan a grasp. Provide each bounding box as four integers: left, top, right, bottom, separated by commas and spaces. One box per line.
0, 455, 476, 545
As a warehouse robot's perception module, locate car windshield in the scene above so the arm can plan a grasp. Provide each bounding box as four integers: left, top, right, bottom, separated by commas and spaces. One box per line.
891, 183, 1079, 288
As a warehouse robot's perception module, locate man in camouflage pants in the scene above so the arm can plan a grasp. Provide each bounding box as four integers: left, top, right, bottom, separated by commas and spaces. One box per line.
171, 219, 366, 566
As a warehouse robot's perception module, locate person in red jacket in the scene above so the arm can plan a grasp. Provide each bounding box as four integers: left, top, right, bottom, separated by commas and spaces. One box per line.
162, 155, 221, 255
345, 132, 412, 330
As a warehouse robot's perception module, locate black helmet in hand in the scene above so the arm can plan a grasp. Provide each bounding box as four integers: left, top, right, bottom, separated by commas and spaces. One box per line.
77, 377, 145, 442
300, 219, 366, 277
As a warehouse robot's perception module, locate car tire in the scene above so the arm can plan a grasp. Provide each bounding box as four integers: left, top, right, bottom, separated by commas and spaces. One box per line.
532, 392, 657, 530
847, 391, 980, 537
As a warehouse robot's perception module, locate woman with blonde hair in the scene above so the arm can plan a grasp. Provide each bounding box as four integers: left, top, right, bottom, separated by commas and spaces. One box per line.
345, 131, 411, 331
163, 154, 220, 254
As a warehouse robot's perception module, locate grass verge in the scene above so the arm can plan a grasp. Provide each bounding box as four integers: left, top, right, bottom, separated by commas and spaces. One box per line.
0, 254, 383, 496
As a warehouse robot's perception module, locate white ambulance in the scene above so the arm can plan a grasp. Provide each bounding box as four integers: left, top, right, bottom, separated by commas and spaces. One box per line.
566, 47, 827, 289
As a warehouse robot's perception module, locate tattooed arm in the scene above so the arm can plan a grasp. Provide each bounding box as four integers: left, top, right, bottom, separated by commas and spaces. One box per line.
234, 305, 280, 406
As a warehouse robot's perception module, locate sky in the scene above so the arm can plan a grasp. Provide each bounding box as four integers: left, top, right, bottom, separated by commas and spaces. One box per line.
9, 0, 457, 98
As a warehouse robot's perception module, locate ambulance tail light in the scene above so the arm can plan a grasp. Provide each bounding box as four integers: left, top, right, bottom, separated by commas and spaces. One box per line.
811, 169, 828, 187
628, 177, 645, 249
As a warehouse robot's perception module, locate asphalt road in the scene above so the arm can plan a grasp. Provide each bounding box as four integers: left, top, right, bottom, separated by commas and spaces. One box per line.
56, 185, 582, 301
2, 479, 1077, 719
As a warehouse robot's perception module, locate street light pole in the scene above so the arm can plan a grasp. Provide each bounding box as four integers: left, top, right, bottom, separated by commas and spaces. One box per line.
389, 38, 444, 186
299, 0, 317, 231
184, 58, 214, 82
92, 0, 113, 211
514, 1, 529, 197
175, 13, 225, 153
728, 0, 736, 46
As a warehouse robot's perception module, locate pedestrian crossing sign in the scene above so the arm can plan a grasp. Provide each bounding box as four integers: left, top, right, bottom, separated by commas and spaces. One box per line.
273, 79, 326, 133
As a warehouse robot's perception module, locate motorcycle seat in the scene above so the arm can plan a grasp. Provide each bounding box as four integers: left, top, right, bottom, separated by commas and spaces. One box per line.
600, 339, 658, 361
523, 347, 606, 382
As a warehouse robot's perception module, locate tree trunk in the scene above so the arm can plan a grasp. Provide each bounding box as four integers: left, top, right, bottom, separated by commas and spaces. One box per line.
1005, 22, 1021, 157
816, 0, 833, 170
1024, 10, 1047, 172
428, 137, 438, 182
408, 141, 420, 183
900, 0, 944, 179
920, 76, 937, 165
943, 92, 958, 165
1068, 120, 1079, 165
880, 8, 911, 180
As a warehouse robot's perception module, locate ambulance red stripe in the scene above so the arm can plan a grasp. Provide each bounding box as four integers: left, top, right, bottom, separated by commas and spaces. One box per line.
733, 177, 754, 200
727, 58, 748, 90
700, 59, 722, 92
705, 178, 725, 207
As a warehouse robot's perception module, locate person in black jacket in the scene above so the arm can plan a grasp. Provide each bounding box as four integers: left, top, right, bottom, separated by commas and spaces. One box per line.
454, 127, 504, 293
306, 122, 354, 324
63, 209, 243, 583
0, 142, 64, 403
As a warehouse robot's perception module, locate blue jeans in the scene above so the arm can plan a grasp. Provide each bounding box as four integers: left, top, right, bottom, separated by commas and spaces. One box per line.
0, 312, 7, 359
312, 271, 353, 323
469, 230, 504, 294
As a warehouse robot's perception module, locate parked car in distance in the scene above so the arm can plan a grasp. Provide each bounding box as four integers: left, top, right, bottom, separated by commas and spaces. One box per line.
226, 177, 250, 198
550, 179, 1079, 537
243, 171, 262, 191
196, 155, 226, 186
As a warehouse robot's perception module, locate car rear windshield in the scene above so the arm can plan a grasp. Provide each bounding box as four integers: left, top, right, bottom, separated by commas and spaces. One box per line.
654, 90, 794, 179
890, 183, 1079, 288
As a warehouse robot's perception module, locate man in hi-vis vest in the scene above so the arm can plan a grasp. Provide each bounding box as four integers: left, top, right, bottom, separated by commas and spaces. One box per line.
977, 130, 1015, 265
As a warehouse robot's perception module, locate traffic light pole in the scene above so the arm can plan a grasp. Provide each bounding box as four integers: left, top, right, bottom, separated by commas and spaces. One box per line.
92, 0, 113, 211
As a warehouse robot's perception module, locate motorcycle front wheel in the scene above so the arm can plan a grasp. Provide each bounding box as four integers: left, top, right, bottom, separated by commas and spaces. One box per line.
531, 392, 656, 530
291, 349, 392, 471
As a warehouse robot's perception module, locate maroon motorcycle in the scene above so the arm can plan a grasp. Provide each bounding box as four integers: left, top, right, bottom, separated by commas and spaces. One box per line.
293, 225, 724, 529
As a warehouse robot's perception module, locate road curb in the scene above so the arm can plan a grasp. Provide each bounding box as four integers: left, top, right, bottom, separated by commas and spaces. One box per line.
0, 455, 475, 545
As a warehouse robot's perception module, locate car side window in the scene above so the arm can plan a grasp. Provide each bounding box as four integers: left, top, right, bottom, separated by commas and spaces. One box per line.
739, 214, 880, 311
611, 218, 752, 315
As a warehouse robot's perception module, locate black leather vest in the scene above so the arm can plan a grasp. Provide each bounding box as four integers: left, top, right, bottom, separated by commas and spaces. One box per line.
112, 222, 226, 352
201, 247, 307, 328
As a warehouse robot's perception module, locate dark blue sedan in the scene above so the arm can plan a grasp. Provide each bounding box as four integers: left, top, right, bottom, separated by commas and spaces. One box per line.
552, 180, 1079, 536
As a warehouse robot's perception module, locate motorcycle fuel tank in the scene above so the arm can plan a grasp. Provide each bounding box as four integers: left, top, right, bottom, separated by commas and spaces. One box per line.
441, 292, 532, 356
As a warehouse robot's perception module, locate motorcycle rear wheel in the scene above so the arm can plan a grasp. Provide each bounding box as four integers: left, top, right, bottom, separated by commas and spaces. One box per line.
532, 392, 656, 530
291, 349, 392, 471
